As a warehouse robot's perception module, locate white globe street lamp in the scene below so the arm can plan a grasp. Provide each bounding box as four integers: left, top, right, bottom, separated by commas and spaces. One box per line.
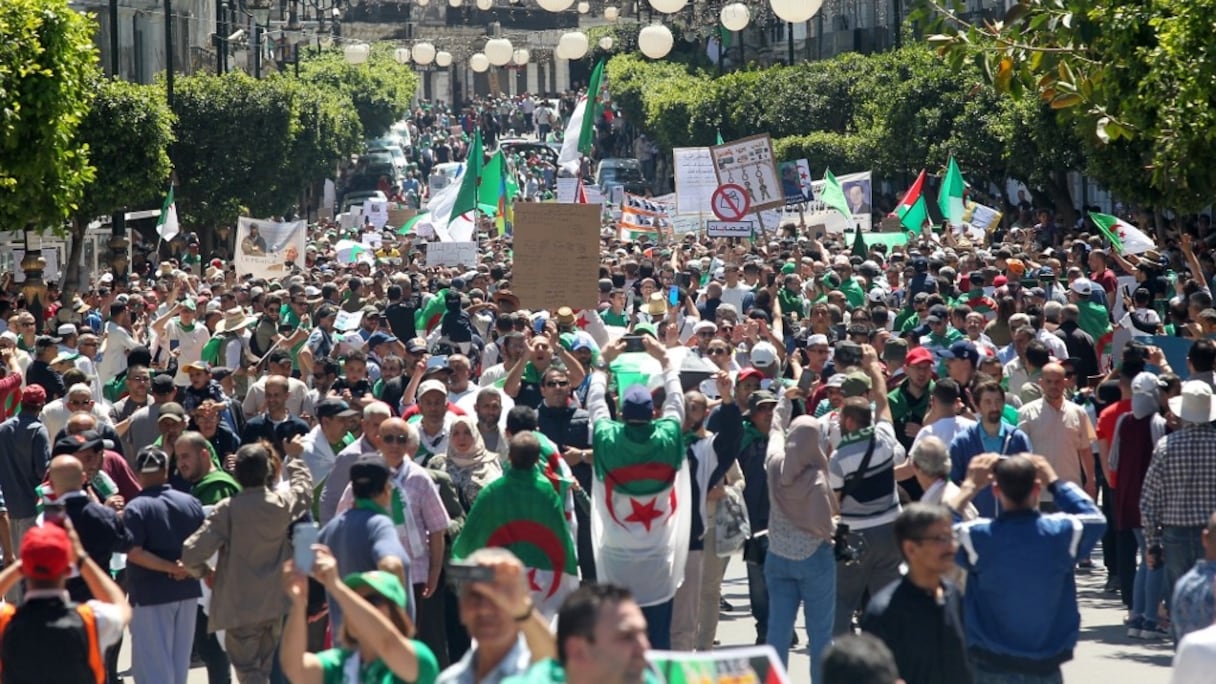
469, 52, 490, 72
344, 43, 370, 64
416, 0, 430, 6
436, 50, 453, 67
485, 38, 514, 66
604, 6, 619, 20
637, 24, 673, 59
536, 0, 575, 10
448, 0, 462, 6
770, 0, 823, 23
513, 48, 531, 65
559, 31, 589, 59
720, 3, 750, 31
577, 1, 590, 12
599, 35, 614, 50
412, 41, 436, 65
394, 47, 411, 64
476, 0, 493, 9
648, 0, 687, 14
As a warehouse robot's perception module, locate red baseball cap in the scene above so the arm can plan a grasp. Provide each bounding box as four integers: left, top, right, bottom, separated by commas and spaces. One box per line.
20, 524, 72, 582
737, 368, 765, 384
906, 347, 935, 367
21, 384, 47, 407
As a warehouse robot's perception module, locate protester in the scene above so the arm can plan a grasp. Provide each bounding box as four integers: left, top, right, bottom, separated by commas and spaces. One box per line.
950, 454, 1105, 682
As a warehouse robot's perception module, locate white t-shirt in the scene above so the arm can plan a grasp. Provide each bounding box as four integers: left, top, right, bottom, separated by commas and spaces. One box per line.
719, 284, 753, 313
97, 322, 138, 382
911, 416, 977, 452
167, 318, 211, 386
1172, 624, 1216, 684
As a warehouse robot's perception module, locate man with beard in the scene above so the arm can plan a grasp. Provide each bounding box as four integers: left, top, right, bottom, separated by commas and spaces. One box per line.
949, 381, 1032, 518
474, 388, 509, 460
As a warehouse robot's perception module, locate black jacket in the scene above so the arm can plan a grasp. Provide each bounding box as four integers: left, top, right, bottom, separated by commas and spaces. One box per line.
63, 494, 132, 603
241, 413, 310, 448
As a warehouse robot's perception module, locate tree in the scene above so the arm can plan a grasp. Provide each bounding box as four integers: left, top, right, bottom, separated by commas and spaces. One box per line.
296, 46, 419, 139
0, 0, 100, 233
915, 0, 1216, 211
171, 73, 303, 233
65, 79, 174, 294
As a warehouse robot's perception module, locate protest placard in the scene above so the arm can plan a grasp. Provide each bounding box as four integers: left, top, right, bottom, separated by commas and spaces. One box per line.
709, 135, 784, 212
235, 218, 306, 279
556, 177, 579, 203
706, 220, 755, 238
673, 147, 718, 215
425, 241, 478, 267
513, 203, 600, 311
965, 201, 1003, 233
361, 232, 383, 250
363, 199, 389, 229
646, 645, 789, 684
778, 159, 814, 205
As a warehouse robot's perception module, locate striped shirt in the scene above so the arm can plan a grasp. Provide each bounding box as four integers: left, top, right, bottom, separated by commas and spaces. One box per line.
829, 421, 905, 530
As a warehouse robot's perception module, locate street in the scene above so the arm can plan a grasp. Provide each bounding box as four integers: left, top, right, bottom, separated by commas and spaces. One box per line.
125, 549, 1177, 683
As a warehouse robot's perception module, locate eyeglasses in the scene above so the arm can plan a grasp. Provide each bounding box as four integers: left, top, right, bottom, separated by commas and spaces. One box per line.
129, 376, 150, 383
380, 434, 410, 444
707, 348, 729, 356
544, 380, 570, 388
67, 399, 91, 407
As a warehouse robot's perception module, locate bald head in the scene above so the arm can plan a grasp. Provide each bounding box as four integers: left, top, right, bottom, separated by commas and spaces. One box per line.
66, 412, 99, 435
49, 455, 87, 495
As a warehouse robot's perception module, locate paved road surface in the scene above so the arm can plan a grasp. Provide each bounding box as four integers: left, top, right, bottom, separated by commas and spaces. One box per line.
125, 555, 1176, 683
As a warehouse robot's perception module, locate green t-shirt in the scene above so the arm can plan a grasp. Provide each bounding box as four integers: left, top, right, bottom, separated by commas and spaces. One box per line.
504, 658, 659, 684
315, 642, 439, 684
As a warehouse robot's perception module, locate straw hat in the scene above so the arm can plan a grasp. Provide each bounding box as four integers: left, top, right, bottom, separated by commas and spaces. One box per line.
214, 307, 256, 334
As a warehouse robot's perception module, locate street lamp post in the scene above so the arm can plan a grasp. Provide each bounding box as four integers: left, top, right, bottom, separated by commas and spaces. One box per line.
109, 0, 119, 76
165, 0, 174, 107
250, 0, 273, 78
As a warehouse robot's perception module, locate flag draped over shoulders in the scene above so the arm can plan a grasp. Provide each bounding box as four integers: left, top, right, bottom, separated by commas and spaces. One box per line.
591, 416, 690, 606
452, 467, 578, 617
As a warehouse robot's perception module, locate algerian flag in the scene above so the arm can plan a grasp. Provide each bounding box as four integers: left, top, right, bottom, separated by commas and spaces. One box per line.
818, 168, 852, 221
334, 239, 371, 264
157, 186, 180, 241
591, 409, 691, 607
1091, 212, 1155, 255
451, 128, 484, 221
557, 59, 606, 174
938, 157, 966, 228
414, 288, 449, 335
397, 211, 428, 235
451, 467, 579, 619
895, 170, 928, 233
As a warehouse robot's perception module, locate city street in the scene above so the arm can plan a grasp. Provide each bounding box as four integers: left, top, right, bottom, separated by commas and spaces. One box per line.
125, 548, 1177, 683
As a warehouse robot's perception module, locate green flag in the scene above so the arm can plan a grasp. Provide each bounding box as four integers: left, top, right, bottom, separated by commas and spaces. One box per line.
851, 226, 868, 259
819, 168, 852, 221
578, 60, 606, 157
895, 170, 928, 233
450, 129, 484, 221
715, 129, 725, 145
938, 157, 966, 227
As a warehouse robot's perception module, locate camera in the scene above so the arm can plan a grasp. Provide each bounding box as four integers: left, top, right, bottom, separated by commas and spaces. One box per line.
833, 523, 863, 564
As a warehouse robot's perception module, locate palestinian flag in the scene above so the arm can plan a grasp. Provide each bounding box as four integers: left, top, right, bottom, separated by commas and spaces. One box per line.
451, 467, 579, 618
414, 288, 450, 335
1090, 212, 1156, 255
591, 411, 691, 607
895, 170, 928, 233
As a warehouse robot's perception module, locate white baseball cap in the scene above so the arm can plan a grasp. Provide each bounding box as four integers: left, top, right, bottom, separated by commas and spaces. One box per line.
750, 341, 779, 369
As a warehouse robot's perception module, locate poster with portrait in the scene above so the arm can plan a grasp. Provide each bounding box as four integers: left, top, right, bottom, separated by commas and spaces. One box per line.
235, 217, 306, 280
778, 159, 814, 205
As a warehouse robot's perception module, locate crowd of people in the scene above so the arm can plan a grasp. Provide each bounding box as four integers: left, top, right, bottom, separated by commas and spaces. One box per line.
1, 115, 1216, 684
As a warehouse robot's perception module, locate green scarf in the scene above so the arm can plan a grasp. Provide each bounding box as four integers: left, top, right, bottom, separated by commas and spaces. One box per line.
738, 420, 767, 456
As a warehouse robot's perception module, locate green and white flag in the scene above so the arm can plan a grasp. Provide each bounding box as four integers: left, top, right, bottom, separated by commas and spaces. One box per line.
938, 157, 966, 228
1091, 212, 1155, 255
451, 467, 579, 618
157, 186, 180, 241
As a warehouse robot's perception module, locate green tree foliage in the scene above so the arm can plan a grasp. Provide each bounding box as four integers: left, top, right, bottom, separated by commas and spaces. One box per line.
0, 0, 100, 232
65, 79, 174, 294
171, 73, 301, 229
915, 0, 1216, 211
75, 80, 174, 224
606, 47, 1074, 201
296, 45, 419, 139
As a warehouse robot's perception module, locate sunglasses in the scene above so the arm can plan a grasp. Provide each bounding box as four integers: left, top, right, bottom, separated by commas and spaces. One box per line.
544, 380, 570, 388
707, 348, 729, 356
380, 434, 410, 444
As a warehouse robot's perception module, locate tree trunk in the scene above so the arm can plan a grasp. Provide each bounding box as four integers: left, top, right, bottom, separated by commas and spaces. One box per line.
62, 217, 88, 304
1046, 170, 1077, 230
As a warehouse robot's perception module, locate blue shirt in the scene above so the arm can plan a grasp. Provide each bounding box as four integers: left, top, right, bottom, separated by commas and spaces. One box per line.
1173, 560, 1216, 642
319, 505, 410, 631
123, 484, 205, 607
